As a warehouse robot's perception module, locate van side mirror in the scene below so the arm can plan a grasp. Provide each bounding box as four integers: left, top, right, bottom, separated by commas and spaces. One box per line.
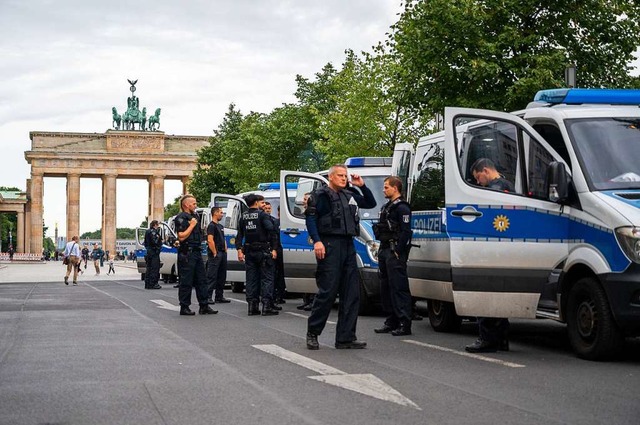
546, 161, 569, 203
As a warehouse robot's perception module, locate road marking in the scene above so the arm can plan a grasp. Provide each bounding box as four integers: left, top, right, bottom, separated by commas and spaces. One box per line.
286, 312, 336, 325
254, 344, 420, 409
150, 299, 180, 311
403, 340, 526, 368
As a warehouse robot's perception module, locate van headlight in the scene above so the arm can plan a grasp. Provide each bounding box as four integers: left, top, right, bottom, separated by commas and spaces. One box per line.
615, 227, 640, 264
366, 240, 380, 263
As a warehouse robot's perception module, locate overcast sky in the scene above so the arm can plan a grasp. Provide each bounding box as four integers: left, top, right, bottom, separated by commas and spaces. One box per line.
0, 0, 403, 240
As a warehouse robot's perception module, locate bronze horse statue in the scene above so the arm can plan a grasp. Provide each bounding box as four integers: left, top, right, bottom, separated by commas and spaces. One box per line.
123, 106, 146, 131
148, 108, 161, 131
112, 107, 122, 130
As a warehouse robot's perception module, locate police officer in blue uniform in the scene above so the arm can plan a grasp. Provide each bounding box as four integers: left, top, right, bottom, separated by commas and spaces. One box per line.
466, 158, 512, 352
175, 194, 217, 316
144, 220, 163, 289
373, 176, 414, 336
305, 165, 377, 350
236, 193, 279, 316
206, 206, 231, 304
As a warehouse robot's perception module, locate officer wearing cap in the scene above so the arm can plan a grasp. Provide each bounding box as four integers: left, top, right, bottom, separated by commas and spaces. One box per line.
373, 176, 414, 336
236, 193, 279, 316
144, 220, 163, 289
175, 194, 217, 316
305, 164, 376, 350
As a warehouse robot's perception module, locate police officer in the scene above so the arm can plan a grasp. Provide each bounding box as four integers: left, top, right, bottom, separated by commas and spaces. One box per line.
206, 206, 230, 304
144, 220, 163, 289
175, 194, 217, 316
261, 202, 283, 309
236, 193, 279, 316
465, 158, 512, 352
373, 176, 413, 336
305, 165, 376, 350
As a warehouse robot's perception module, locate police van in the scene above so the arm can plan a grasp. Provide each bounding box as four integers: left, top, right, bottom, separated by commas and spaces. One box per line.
392, 88, 640, 359
277, 157, 392, 313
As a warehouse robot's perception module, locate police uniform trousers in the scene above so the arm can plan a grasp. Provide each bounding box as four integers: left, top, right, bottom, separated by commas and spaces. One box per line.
273, 247, 285, 300
206, 251, 228, 300
177, 249, 208, 307
478, 317, 510, 343
378, 247, 412, 328
145, 249, 161, 288
308, 235, 360, 343
244, 249, 274, 305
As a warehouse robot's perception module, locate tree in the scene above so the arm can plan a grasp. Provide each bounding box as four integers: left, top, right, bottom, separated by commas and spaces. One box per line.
390, 0, 640, 113
0, 186, 21, 251
164, 196, 181, 221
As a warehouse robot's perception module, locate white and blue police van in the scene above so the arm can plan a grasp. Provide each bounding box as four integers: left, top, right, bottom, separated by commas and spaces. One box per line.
392, 88, 640, 359
278, 157, 392, 313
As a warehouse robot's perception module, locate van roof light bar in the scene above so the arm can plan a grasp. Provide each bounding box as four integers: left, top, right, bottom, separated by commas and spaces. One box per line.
533, 88, 640, 105
344, 157, 393, 167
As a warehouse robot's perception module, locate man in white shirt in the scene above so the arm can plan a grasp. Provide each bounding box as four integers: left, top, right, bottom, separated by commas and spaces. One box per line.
63, 236, 81, 285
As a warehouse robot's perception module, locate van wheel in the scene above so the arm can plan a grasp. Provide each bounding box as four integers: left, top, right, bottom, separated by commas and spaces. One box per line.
427, 299, 461, 332
566, 277, 623, 360
231, 282, 244, 293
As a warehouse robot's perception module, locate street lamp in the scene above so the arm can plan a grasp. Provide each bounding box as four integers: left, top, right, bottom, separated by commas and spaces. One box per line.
565, 64, 577, 88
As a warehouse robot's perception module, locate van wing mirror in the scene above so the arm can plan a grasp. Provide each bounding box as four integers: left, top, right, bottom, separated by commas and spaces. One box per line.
546, 161, 569, 204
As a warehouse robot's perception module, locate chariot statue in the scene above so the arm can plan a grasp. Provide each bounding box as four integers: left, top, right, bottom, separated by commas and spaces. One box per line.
112, 79, 161, 131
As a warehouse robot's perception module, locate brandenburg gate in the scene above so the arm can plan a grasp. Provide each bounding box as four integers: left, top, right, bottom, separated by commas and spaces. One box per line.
21, 80, 208, 255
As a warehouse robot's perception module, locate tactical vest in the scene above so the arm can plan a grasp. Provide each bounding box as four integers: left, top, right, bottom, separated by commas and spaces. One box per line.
374, 198, 408, 243
241, 209, 269, 245
176, 212, 201, 250
317, 186, 360, 237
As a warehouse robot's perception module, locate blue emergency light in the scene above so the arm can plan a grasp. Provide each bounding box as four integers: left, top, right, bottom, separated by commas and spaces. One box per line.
344, 157, 393, 167
534, 88, 640, 105
256, 182, 298, 191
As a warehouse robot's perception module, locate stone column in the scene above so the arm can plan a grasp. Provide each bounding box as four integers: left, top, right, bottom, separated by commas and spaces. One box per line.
29, 172, 44, 255
181, 176, 191, 196
101, 174, 117, 256
66, 173, 81, 241
149, 175, 165, 223
17, 210, 24, 253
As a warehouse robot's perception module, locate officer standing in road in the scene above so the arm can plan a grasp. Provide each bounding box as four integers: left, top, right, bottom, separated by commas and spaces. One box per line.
305, 164, 377, 350
236, 193, 279, 316
206, 206, 231, 304
144, 220, 163, 289
175, 194, 217, 316
465, 158, 512, 352
373, 176, 414, 336
260, 202, 283, 310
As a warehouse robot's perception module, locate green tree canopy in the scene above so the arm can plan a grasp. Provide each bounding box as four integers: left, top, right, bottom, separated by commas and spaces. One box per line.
390, 0, 640, 112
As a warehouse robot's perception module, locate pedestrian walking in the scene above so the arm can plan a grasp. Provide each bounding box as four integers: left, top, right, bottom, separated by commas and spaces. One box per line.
63, 236, 81, 285
373, 176, 414, 336
107, 254, 115, 275
305, 165, 376, 350
175, 194, 217, 316
91, 244, 104, 275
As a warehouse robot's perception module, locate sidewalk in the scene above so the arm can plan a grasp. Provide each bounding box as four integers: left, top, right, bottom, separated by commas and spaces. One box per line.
0, 260, 141, 283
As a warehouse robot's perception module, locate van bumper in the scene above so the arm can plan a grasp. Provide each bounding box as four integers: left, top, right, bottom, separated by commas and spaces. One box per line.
601, 264, 640, 335
359, 267, 380, 299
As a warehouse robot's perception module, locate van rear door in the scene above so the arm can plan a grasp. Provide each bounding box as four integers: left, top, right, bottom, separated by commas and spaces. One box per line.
210, 194, 247, 288
445, 107, 571, 318
279, 171, 329, 294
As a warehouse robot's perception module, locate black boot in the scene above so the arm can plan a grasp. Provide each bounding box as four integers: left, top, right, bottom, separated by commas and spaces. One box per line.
261, 303, 279, 316
199, 304, 218, 315
248, 300, 260, 316
180, 306, 195, 316
391, 323, 412, 336
306, 332, 319, 350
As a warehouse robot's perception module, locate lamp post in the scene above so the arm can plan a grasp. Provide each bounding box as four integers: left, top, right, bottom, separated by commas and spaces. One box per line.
565, 64, 577, 88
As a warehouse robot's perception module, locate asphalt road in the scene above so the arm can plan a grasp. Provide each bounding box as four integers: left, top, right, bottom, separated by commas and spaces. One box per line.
1, 262, 639, 425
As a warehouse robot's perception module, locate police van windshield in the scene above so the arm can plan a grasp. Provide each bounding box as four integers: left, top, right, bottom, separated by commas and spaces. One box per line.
566, 117, 640, 190
352, 175, 387, 220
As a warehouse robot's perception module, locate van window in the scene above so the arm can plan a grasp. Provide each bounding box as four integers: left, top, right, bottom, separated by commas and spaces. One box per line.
527, 136, 556, 199
456, 117, 522, 194
410, 142, 445, 210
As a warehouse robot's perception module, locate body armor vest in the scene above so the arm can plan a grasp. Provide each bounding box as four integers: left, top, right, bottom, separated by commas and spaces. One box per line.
241, 209, 268, 244
374, 198, 407, 243
317, 186, 360, 237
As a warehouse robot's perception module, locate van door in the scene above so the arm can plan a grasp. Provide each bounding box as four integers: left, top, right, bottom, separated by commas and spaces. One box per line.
210, 194, 247, 289
279, 170, 329, 293
445, 107, 571, 318
158, 222, 178, 278
135, 227, 147, 276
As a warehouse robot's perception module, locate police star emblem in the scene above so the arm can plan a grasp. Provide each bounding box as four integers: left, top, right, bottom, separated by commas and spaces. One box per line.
492, 214, 510, 232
